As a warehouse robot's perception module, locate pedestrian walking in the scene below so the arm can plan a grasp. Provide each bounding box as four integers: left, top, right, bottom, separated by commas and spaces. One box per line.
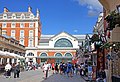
5, 63, 12, 78
59, 62, 63, 75
43, 62, 49, 79
51, 63, 55, 74
55, 63, 59, 74
63, 63, 67, 75
74, 63, 79, 75
67, 62, 73, 77
13, 62, 20, 78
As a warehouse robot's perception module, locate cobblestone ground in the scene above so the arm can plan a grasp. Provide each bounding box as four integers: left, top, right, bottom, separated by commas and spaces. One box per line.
0, 69, 86, 82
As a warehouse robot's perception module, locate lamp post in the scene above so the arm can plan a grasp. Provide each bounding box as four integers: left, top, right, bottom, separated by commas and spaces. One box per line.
0, 25, 2, 35
108, 46, 112, 82
78, 44, 84, 63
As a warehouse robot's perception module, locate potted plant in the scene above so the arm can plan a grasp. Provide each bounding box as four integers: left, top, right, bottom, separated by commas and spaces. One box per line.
105, 11, 120, 30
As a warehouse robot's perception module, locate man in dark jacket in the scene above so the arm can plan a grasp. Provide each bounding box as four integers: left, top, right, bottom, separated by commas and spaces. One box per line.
96, 68, 106, 82
14, 62, 20, 78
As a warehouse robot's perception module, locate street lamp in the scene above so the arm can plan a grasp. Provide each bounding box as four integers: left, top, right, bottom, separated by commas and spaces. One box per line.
107, 46, 112, 82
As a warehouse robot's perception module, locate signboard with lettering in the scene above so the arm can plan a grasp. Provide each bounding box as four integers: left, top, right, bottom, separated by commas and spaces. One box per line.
88, 66, 92, 80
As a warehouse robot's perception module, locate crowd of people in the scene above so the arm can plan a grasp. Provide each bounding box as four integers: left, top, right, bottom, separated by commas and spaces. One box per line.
41, 61, 106, 82
3, 60, 106, 82
41, 61, 88, 79
4, 62, 20, 78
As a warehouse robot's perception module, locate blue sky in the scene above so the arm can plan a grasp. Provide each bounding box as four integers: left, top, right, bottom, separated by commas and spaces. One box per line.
0, 0, 102, 35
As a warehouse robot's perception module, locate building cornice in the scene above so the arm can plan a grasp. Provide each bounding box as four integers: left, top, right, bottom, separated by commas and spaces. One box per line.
25, 47, 78, 50
0, 19, 39, 22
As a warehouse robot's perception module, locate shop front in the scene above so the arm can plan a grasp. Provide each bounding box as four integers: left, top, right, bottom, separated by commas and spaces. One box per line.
38, 56, 72, 64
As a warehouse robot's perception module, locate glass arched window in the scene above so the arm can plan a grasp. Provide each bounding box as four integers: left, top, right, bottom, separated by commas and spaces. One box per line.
12, 13, 16, 19
27, 52, 34, 56
55, 53, 62, 57
40, 53, 47, 56
30, 14, 34, 19
3, 14, 7, 19
21, 13, 25, 19
65, 53, 72, 57
54, 38, 73, 47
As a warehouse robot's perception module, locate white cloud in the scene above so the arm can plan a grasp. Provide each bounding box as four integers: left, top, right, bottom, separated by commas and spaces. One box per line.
88, 10, 98, 16
74, 0, 103, 16
74, 29, 78, 33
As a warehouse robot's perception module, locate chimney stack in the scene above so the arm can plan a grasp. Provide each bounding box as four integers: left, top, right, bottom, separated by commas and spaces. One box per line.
4, 7, 9, 13
36, 8, 40, 17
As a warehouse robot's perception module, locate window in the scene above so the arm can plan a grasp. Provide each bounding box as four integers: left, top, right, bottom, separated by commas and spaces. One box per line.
54, 38, 73, 47
12, 14, 16, 19
3, 14, 7, 19
29, 30, 33, 38
20, 30, 24, 38
2, 23, 7, 28
11, 22, 16, 28
27, 52, 34, 56
2, 30, 7, 35
29, 23, 34, 28
11, 30, 15, 39
28, 39, 33, 47
21, 13, 25, 19
55, 53, 62, 57
19, 39, 24, 45
64, 53, 72, 57
20, 23, 24, 28
40, 53, 47, 56
30, 14, 34, 19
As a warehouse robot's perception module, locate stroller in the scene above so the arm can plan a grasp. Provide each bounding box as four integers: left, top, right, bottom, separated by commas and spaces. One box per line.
3, 69, 11, 78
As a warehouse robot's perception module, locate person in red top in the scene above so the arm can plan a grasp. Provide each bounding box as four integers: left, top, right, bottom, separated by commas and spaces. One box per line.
51, 63, 55, 74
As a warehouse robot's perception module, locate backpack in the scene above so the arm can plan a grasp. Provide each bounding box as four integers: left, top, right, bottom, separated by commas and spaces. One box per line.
68, 64, 72, 69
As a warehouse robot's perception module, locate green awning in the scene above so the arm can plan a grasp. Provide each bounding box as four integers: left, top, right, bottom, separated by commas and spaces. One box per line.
100, 42, 112, 48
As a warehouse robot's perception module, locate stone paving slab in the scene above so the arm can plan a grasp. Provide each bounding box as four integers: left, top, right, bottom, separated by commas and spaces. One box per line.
0, 69, 86, 82
42, 74, 86, 82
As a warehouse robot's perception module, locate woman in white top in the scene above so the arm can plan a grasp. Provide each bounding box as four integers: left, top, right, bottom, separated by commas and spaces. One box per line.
43, 62, 49, 79
5, 63, 12, 78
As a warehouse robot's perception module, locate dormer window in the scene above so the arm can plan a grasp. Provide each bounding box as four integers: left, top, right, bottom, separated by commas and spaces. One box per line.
21, 13, 25, 19
30, 14, 34, 19
3, 14, 7, 19
12, 13, 16, 19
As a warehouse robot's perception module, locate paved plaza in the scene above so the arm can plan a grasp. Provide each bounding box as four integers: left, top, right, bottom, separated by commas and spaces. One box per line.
0, 69, 86, 82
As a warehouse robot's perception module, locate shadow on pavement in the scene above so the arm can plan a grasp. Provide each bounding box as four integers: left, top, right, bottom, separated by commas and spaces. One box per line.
41, 74, 86, 82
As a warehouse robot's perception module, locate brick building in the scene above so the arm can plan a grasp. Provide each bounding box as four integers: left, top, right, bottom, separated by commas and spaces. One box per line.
26, 32, 86, 64
0, 7, 41, 47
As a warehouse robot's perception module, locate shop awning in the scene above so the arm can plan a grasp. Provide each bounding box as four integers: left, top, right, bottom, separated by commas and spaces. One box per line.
5, 52, 15, 58
9, 53, 25, 59
0, 50, 6, 56
0, 51, 24, 59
